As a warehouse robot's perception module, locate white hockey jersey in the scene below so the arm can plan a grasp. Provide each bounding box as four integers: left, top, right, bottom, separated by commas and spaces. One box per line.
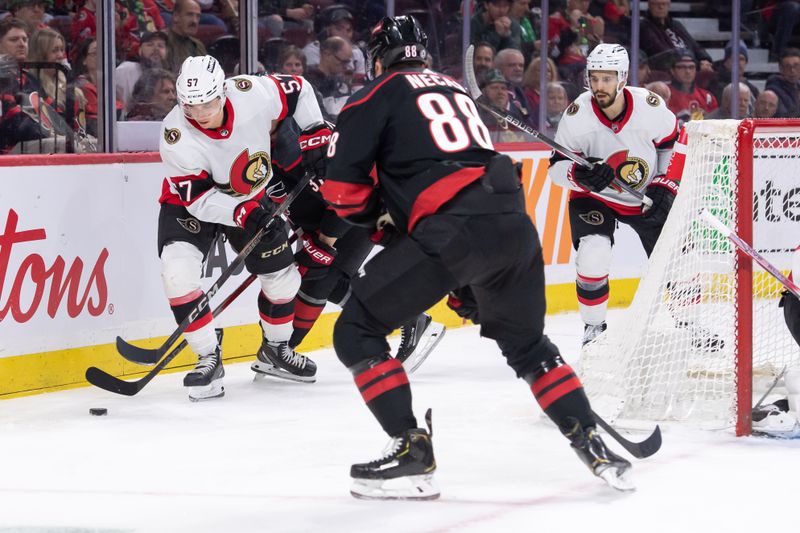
549, 86, 678, 215
159, 73, 325, 226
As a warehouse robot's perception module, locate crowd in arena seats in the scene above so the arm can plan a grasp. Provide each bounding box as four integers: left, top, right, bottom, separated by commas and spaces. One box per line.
3, 0, 800, 154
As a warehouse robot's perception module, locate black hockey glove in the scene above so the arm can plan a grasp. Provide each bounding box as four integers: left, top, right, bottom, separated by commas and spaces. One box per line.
295, 233, 337, 281
573, 157, 615, 192
299, 123, 332, 177
779, 290, 800, 346
641, 176, 678, 220
447, 287, 480, 324
234, 197, 282, 239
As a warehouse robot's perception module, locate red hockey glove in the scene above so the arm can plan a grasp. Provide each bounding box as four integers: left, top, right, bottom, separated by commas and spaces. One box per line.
295, 233, 337, 280
234, 197, 281, 239
641, 176, 678, 220
299, 123, 332, 177
447, 287, 480, 323
573, 157, 616, 192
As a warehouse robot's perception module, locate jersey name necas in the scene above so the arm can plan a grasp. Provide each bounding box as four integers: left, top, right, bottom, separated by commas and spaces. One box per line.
159, 74, 322, 226
549, 86, 678, 212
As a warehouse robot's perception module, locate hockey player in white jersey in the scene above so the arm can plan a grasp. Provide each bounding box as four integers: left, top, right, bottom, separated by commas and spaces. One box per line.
158, 55, 331, 400
548, 44, 679, 345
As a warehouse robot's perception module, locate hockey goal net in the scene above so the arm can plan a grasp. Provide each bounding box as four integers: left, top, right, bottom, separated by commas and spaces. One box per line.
580, 119, 800, 435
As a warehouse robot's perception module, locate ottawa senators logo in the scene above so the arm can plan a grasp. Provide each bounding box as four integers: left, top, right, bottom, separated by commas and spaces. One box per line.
578, 210, 605, 225
566, 102, 579, 116
164, 128, 181, 144
646, 92, 660, 107
177, 217, 201, 234
234, 78, 252, 91
606, 150, 649, 190
227, 149, 271, 196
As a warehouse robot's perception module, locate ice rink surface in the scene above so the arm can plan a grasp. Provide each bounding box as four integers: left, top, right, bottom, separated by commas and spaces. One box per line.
1, 310, 797, 533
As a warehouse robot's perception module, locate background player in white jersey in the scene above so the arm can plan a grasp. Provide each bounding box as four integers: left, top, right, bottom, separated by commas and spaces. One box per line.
158, 55, 330, 400
548, 44, 679, 345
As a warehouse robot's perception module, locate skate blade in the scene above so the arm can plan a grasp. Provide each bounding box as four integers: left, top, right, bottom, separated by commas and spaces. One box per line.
597, 465, 635, 492
251, 361, 317, 383
187, 379, 225, 402
403, 323, 446, 374
350, 474, 440, 500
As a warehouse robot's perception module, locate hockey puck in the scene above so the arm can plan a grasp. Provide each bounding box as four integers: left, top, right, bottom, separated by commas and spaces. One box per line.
89, 408, 108, 416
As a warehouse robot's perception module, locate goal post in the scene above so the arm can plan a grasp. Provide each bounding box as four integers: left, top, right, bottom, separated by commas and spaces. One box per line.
579, 119, 800, 436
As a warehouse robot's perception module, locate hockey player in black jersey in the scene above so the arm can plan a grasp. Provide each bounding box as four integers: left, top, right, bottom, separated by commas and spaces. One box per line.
269, 117, 445, 373
321, 15, 633, 499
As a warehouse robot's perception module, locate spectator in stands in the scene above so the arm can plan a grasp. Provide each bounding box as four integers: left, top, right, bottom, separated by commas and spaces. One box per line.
303, 36, 353, 121
545, 81, 569, 132
116, 30, 169, 112
494, 47, 534, 125
258, 1, 316, 36
754, 89, 779, 118
707, 82, 752, 119
73, 37, 99, 136
7, 0, 49, 33
767, 0, 800, 62
477, 68, 526, 142
603, 0, 631, 43
639, 0, 713, 72
471, 0, 522, 52
0, 53, 51, 153
126, 68, 177, 121
473, 41, 496, 81
304, 5, 366, 85
667, 48, 718, 121
637, 49, 653, 85
72, 1, 165, 63
0, 18, 29, 63
522, 56, 560, 123
708, 40, 760, 104
646, 80, 672, 105
510, 0, 538, 56
167, 0, 207, 73
28, 27, 70, 109
766, 48, 800, 117
566, 0, 604, 47
278, 45, 306, 76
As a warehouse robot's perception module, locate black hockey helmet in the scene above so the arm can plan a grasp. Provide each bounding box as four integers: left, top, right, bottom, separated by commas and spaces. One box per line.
367, 15, 428, 78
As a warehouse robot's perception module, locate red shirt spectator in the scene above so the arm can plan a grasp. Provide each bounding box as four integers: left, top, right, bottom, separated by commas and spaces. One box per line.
73, 0, 165, 61
667, 49, 717, 121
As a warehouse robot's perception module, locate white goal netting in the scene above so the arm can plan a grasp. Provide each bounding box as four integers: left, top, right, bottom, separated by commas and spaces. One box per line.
580, 119, 800, 433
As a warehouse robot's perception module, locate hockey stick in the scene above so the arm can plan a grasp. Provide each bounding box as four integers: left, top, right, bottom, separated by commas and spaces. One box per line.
86, 273, 257, 396
700, 209, 800, 299
115, 172, 315, 365
753, 365, 789, 411
592, 409, 662, 459
463, 45, 652, 209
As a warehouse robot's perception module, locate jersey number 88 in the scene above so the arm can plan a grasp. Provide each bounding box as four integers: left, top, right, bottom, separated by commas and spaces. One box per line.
416, 92, 493, 152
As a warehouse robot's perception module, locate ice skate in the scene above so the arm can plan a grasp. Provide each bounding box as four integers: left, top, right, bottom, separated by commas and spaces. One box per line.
582, 322, 607, 346
184, 346, 225, 402
396, 313, 446, 374
564, 420, 634, 491
752, 400, 800, 438
252, 339, 317, 383
350, 427, 439, 500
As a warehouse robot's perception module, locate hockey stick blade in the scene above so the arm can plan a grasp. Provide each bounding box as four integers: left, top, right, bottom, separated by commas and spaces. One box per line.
592, 409, 662, 459
86, 340, 189, 396
115, 174, 314, 364
462, 46, 651, 208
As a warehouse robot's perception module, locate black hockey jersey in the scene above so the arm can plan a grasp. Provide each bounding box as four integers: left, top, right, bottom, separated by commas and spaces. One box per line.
321, 67, 498, 233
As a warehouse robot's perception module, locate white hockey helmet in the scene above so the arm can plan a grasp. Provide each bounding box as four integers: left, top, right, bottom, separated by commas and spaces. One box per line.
176, 55, 226, 111
585, 44, 629, 94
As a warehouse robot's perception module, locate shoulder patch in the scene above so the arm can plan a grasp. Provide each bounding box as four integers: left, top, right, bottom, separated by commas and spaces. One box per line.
164, 128, 181, 145
646, 92, 660, 107
234, 78, 253, 91
566, 102, 580, 116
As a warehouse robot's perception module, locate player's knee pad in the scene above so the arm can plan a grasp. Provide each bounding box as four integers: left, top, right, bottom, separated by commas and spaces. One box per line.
160, 241, 205, 299
575, 234, 612, 287
333, 298, 391, 368
258, 264, 301, 303
497, 335, 561, 378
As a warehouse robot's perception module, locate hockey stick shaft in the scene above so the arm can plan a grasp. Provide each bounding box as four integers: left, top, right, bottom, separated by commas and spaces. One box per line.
86, 273, 258, 396
463, 45, 652, 208
753, 365, 789, 411
700, 209, 800, 299
592, 409, 662, 459
115, 172, 315, 363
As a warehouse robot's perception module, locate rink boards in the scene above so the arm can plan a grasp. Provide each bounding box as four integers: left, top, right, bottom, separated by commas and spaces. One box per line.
0, 145, 649, 397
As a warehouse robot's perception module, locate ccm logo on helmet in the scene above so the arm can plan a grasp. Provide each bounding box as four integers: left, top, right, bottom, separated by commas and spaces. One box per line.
299, 134, 331, 149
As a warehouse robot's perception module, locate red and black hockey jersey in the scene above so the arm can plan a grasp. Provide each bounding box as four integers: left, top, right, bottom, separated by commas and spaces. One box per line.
321, 67, 498, 233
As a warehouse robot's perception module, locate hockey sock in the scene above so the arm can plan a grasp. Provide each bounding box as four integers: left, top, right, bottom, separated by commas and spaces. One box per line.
350, 355, 417, 436
170, 290, 217, 356
525, 357, 595, 432
290, 272, 342, 347
258, 291, 294, 342
576, 273, 609, 326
